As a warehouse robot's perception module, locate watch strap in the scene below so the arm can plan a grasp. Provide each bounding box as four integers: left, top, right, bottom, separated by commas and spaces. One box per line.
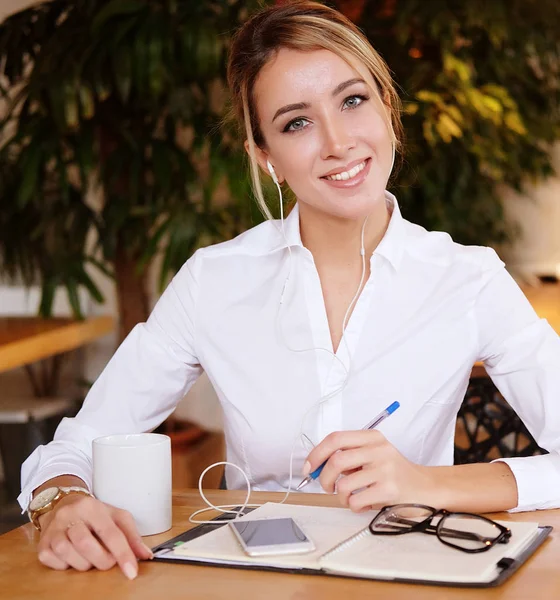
59, 486, 93, 497
29, 486, 94, 531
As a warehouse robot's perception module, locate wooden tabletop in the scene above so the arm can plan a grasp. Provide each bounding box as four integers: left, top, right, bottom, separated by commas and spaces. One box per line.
0, 315, 114, 373
1, 489, 558, 599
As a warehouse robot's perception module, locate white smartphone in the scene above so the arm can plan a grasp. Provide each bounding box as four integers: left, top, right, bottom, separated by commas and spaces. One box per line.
229, 517, 316, 557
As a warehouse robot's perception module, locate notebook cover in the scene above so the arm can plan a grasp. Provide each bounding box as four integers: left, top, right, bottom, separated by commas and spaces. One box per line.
151, 508, 552, 588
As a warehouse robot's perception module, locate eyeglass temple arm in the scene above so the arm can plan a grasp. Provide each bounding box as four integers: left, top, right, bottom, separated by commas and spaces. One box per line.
383, 517, 498, 543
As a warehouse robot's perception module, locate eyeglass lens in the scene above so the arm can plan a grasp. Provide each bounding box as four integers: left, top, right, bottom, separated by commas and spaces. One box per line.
438, 514, 502, 551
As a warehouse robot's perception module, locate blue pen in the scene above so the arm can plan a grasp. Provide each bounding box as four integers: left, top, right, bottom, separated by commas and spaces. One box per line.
296, 401, 400, 491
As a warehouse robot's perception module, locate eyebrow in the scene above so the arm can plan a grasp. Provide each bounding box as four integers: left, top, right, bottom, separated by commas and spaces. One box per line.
271, 77, 366, 123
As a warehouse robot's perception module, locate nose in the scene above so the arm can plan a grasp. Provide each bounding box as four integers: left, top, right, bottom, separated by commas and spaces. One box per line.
320, 113, 356, 159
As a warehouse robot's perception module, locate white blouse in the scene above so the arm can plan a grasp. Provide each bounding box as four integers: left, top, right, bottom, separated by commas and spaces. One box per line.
19, 192, 560, 513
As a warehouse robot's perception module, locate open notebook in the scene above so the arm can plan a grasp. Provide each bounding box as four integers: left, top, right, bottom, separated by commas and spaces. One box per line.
154, 502, 551, 587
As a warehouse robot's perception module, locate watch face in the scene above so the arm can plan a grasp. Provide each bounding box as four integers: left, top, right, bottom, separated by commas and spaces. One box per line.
29, 487, 59, 511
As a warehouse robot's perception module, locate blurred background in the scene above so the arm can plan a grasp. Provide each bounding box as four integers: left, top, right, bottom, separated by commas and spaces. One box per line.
0, 0, 558, 533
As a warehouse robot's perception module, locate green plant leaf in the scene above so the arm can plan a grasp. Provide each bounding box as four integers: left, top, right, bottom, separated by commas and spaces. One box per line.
92, 0, 145, 35
66, 279, 84, 320
87, 256, 114, 279
16, 144, 42, 207
422, 120, 436, 146
443, 53, 472, 83
63, 82, 80, 130
113, 48, 132, 103
38, 277, 57, 318
404, 102, 419, 115
436, 113, 462, 142
79, 84, 95, 119
77, 271, 105, 304
443, 104, 464, 126
416, 90, 443, 105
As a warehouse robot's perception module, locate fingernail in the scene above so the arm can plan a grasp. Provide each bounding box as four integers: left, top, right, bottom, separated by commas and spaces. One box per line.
123, 562, 138, 580
143, 543, 154, 558
302, 461, 311, 476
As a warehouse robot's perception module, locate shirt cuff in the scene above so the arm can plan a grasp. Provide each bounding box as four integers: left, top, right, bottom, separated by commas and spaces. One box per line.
18, 463, 92, 514
493, 454, 560, 512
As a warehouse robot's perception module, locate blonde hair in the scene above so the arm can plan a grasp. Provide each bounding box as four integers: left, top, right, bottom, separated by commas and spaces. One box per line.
225, 0, 404, 220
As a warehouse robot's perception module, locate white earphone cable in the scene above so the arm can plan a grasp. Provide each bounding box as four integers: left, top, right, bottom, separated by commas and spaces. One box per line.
190, 147, 394, 524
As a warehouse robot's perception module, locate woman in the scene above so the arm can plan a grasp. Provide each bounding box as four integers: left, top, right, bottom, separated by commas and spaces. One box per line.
20, 0, 560, 579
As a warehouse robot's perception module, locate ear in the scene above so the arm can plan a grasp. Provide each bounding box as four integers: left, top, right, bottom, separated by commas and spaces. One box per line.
382, 89, 392, 113
383, 89, 391, 105
243, 139, 284, 184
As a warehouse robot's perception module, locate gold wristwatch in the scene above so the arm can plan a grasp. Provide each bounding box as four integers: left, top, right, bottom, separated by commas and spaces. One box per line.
27, 486, 93, 531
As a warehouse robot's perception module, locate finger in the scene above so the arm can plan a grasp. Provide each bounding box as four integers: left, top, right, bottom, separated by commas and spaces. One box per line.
66, 521, 116, 571
347, 479, 399, 513
112, 509, 153, 560
319, 446, 376, 493
50, 531, 92, 572
336, 468, 379, 507
305, 430, 386, 475
38, 546, 69, 571
86, 511, 140, 580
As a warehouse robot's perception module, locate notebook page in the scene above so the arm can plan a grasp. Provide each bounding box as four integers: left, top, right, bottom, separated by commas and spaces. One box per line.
173, 502, 372, 570
320, 519, 540, 583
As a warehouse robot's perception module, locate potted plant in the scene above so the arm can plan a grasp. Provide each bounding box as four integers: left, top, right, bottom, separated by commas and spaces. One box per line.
352, 0, 559, 246
0, 0, 262, 340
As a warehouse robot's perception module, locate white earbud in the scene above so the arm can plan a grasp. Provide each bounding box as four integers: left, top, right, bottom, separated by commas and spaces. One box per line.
266, 159, 279, 185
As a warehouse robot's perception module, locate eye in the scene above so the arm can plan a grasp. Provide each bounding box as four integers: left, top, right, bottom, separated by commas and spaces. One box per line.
283, 117, 309, 133
282, 94, 369, 134
343, 94, 369, 109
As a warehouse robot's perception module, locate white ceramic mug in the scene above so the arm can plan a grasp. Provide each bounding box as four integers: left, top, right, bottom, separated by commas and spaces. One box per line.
92, 433, 172, 536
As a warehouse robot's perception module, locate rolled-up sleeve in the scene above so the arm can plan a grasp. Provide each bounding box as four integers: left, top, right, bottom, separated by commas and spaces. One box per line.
475, 249, 560, 512
18, 251, 204, 511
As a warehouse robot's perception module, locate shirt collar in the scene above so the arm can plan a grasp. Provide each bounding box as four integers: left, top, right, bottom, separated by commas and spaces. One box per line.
267, 190, 406, 272
372, 191, 406, 272
278, 201, 304, 250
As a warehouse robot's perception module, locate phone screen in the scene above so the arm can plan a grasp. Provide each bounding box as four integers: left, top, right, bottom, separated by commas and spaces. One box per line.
230, 518, 309, 548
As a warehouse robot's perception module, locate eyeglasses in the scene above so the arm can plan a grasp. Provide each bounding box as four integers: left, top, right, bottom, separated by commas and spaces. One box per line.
368, 503, 512, 553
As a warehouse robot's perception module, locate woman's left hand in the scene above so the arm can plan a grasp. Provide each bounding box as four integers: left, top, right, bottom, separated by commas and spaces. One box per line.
303, 430, 441, 512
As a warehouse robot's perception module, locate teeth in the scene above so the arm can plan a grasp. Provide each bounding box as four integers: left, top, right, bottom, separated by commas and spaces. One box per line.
325, 160, 367, 181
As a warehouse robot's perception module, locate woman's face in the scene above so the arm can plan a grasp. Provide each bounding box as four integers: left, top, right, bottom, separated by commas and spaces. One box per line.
251, 47, 394, 221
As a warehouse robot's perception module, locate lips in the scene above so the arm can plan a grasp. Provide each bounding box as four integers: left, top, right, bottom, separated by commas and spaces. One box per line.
320, 157, 372, 189
320, 157, 370, 179
323, 159, 367, 182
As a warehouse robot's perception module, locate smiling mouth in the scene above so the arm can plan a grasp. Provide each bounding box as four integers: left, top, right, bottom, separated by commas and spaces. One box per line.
322, 159, 369, 182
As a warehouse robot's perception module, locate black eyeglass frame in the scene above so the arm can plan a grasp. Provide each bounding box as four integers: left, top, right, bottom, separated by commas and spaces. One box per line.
368, 503, 512, 554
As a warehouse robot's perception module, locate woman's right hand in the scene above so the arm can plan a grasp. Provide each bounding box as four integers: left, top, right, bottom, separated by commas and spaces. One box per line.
36, 493, 153, 579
